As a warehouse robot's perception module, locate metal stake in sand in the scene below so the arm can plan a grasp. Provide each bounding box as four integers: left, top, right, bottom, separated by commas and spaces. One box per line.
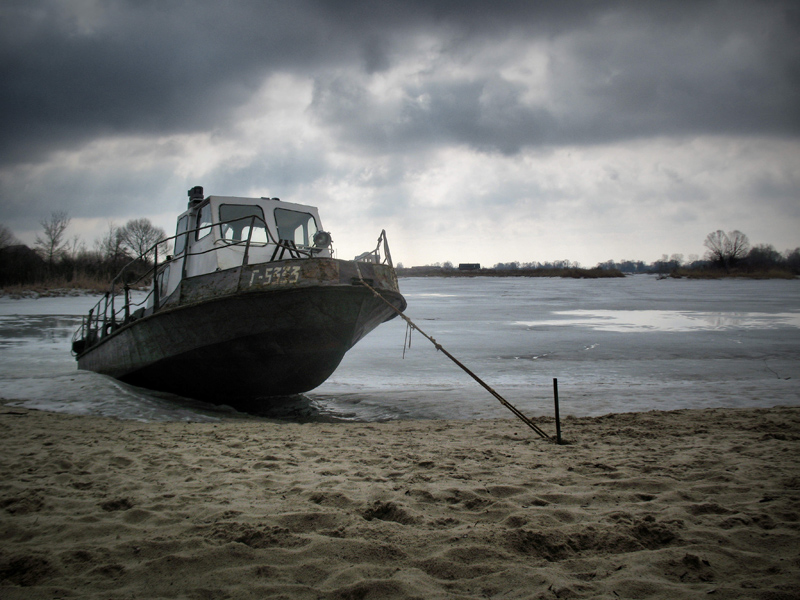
355, 274, 549, 439
553, 378, 563, 445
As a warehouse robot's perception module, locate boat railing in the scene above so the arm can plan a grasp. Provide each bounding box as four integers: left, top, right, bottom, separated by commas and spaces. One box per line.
354, 229, 393, 267
73, 217, 394, 355
72, 215, 335, 353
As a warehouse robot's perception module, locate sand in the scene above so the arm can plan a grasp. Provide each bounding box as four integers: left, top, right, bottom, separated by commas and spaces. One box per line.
1, 404, 798, 600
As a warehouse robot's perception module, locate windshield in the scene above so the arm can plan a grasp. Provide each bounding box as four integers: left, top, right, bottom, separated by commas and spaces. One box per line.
274, 208, 318, 246
219, 204, 268, 244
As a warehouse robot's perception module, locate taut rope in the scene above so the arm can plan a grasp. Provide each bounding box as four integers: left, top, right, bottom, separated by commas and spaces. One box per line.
355, 271, 549, 439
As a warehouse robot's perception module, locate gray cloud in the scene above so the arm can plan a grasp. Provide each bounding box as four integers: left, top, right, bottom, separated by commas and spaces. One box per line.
1, 0, 335, 164
308, 1, 800, 155
3, 0, 798, 166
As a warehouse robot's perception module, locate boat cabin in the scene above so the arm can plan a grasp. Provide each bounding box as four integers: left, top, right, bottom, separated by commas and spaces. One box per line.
151, 186, 332, 308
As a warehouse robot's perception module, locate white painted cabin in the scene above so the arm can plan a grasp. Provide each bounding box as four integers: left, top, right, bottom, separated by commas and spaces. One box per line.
148, 190, 331, 309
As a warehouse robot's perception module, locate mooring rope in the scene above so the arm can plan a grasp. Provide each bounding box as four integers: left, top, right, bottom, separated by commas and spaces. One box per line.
403, 321, 413, 359
355, 272, 549, 438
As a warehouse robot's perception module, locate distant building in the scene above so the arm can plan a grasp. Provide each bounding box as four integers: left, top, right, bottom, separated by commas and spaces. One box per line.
458, 263, 481, 271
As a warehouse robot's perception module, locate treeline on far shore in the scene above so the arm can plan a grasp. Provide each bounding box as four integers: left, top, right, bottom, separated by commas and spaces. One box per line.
1, 219, 798, 294
399, 258, 800, 279
0, 243, 153, 295
397, 266, 627, 279
398, 263, 798, 279
0, 213, 166, 294
400, 231, 800, 279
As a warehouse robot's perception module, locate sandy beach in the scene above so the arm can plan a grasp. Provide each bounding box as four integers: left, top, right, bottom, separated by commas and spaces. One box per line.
1, 404, 798, 599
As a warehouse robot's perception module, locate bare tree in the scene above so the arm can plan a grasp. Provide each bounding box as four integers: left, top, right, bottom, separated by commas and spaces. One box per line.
65, 235, 85, 260
727, 230, 750, 263
703, 230, 750, 271
0, 224, 19, 249
703, 230, 727, 265
35, 210, 71, 269
786, 248, 800, 274
95, 221, 127, 264
747, 244, 782, 269
119, 218, 169, 262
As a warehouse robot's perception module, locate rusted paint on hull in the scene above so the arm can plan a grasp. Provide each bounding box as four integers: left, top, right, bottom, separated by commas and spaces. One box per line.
78, 284, 405, 402
163, 258, 399, 310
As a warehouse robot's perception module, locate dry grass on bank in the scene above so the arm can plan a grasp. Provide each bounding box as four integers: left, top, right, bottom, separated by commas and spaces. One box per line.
0, 276, 154, 298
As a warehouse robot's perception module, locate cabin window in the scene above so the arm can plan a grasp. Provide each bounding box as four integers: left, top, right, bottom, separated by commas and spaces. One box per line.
219, 204, 268, 244
274, 208, 318, 247
196, 203, 212, 240
157, 265, 170, 298
174, 215, 189, 255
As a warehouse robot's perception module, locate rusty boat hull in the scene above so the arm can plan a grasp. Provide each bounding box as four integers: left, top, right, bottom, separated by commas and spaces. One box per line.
75, 258, 405, 403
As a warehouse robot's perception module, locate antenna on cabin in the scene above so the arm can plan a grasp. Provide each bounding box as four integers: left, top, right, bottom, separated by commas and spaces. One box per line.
187, 186, 204, 208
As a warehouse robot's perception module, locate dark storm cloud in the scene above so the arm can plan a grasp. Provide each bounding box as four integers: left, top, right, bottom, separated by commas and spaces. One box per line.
1, 0, 798, 166
1, 0, 330, 164
310, 74, 561, 154
309, 1, 800, 154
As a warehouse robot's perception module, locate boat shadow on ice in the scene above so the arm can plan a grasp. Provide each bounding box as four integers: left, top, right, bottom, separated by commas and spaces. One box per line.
208, 393, 361, 422
99, 376, 360, 422
1, 370, 355, 423
104, 377, 367, 422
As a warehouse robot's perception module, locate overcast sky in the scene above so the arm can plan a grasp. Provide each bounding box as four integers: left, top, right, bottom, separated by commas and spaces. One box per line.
1, 0, 798, 267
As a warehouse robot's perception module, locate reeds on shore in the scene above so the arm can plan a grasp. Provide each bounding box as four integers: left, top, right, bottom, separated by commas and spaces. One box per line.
0, 275, 151, 298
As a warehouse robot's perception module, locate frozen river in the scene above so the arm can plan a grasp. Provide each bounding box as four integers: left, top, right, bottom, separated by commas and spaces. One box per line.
1, 276, 798, 422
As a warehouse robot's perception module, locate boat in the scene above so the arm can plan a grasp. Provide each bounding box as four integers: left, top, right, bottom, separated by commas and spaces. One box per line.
71, 186, 406, 404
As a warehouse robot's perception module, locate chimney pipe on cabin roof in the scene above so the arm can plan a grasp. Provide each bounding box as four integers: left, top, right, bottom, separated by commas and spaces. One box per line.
187, 186, 204, 208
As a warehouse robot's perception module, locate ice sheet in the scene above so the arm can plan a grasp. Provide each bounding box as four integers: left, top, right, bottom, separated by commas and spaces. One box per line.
1, 277, 798, 422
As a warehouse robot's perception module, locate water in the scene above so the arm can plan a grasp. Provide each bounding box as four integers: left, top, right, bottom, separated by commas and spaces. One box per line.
1, 276, 798, 422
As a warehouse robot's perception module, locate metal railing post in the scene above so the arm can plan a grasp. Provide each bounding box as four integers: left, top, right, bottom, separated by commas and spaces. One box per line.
242, 216, 255, 266
124, 285, 130, 322
380, 229, 392, 266
102, 293, 109, 336
153, 245, 160, 311
110, 280, 115, 326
